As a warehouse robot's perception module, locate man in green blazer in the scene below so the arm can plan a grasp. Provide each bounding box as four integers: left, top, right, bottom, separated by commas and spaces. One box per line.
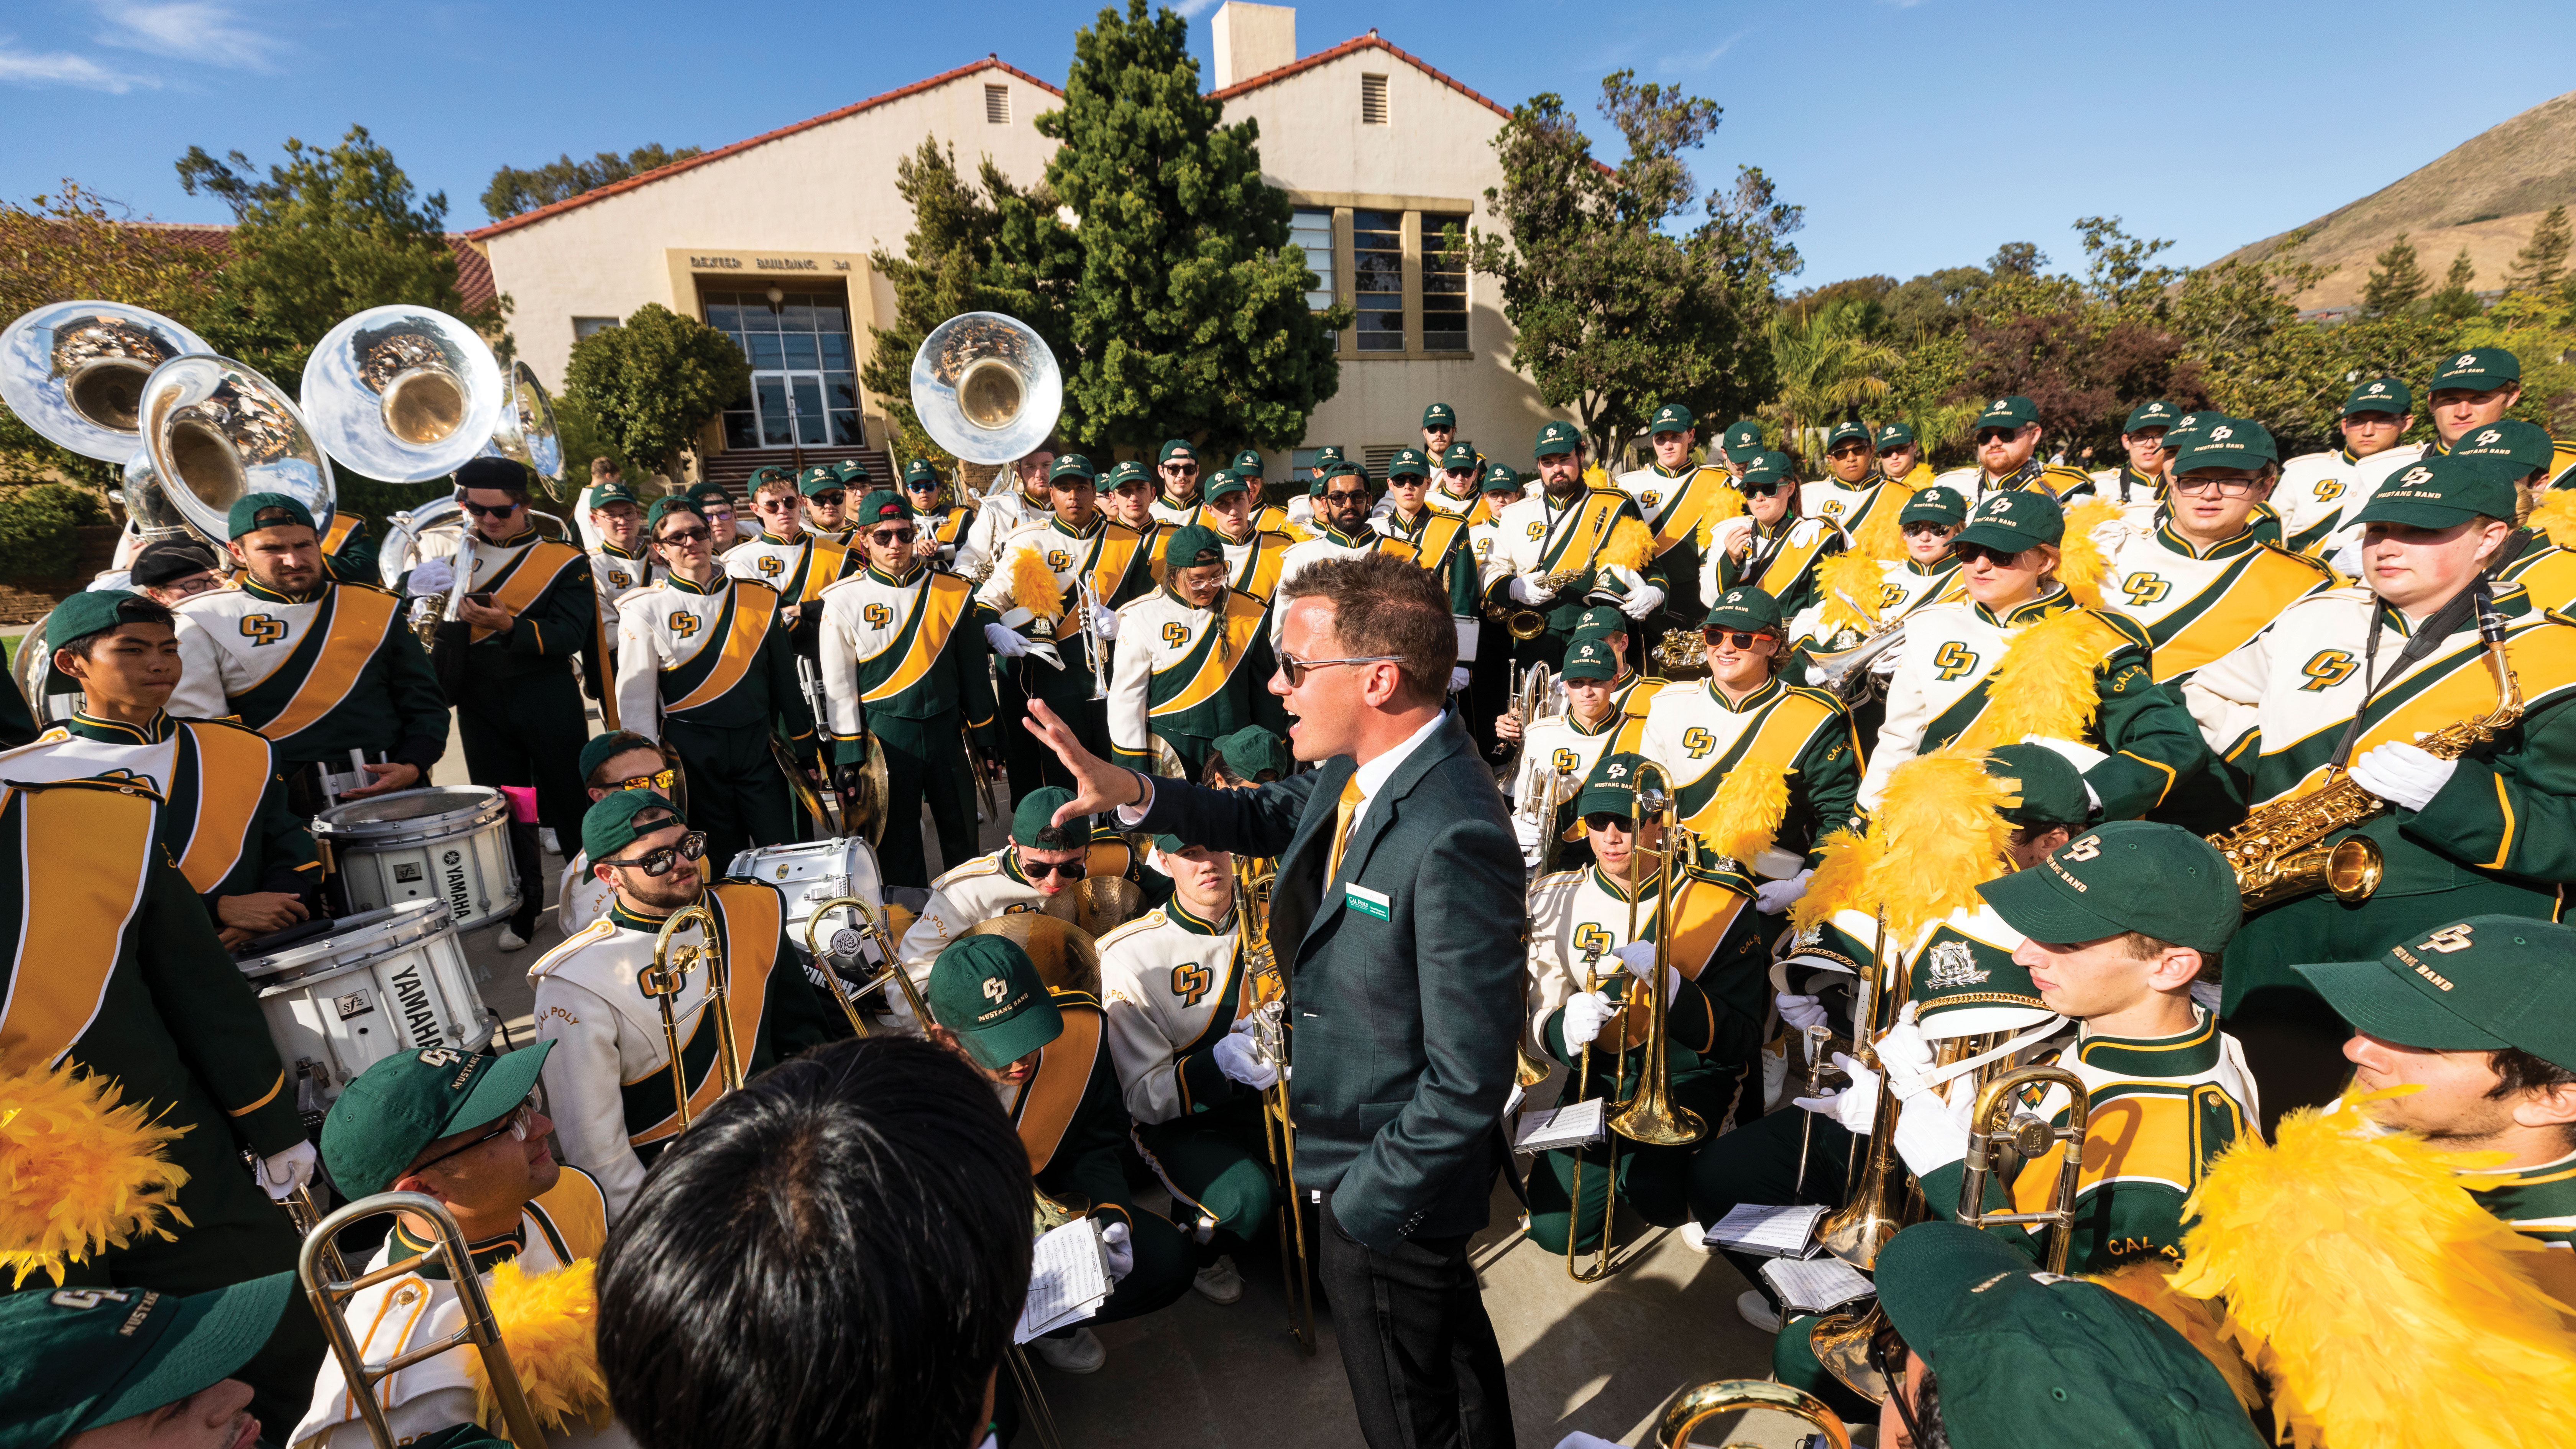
1027, 549, 1523, 1449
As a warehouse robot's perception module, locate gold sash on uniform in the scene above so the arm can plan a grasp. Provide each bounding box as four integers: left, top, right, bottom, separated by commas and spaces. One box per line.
255, 586, 400, 745
174, 723, 270, 894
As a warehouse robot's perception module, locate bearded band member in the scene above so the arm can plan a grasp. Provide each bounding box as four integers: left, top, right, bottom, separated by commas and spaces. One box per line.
1616, 403, 1742, 636
1931, 394, 2097, 503
1480, 420, 1662, 672
1197, 469, 1298, 607
1278, 460, 1407, 603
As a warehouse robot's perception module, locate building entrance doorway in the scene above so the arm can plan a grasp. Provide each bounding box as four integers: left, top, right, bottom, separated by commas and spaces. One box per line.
702, 284, 861, 451
751, 371, 830, 447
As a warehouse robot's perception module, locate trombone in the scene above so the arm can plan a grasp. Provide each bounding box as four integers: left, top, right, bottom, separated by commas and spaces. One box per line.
1652, 1379, 1850, 1449
637, 902, 740, 1132
1235, 853, 1318, 1353
1956, 1063, 2091, 1274
801, 894, 934, 1035
297, 1191, 547, 1449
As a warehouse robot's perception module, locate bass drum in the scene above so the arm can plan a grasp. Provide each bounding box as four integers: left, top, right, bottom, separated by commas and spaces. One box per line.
314, 786, 521, 932
238, 900, 495, 1102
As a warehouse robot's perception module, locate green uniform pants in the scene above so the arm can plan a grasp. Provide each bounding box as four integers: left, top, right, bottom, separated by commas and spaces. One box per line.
663, 718, 797, 872
1086, 1203, 1194, 1326
1134, 1104, 1278, 1245
866, 711, 981, 889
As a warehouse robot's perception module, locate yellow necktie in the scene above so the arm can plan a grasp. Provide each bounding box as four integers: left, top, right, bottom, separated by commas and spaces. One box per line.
1327, 777, 1364, 883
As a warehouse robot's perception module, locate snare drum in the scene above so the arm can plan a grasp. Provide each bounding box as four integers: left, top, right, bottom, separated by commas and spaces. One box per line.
725, 835, 887, 958
314, 786, 521, 932
239, 900, 496, 1100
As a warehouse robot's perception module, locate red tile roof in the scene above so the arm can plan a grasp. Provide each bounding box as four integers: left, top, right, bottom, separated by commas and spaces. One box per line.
465, 57, 1065, 241
1206, 32, 1513, 120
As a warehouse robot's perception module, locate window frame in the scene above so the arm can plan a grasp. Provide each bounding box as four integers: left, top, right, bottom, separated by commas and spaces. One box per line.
1282, 196, 1478, 361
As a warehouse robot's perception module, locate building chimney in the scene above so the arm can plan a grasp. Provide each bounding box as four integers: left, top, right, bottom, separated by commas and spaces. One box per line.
1211, 2, 1295, 90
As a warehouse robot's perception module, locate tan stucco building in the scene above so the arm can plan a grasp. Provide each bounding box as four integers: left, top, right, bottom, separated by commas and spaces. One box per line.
466, 3, 1551, 484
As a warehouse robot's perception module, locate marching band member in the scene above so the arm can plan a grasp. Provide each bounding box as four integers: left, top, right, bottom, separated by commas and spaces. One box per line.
1496, 634, 1628, 871
1616, 403, 1741, 636
1198, 470, 1298, 607
1100, 460, 1165, 542
2181, 454, 2576, 1118
2272, 379, 2425, 557
1799, 419, 1912, 554
1277, 460, 1403, 606
814, 489, 998, 889
902, 458, 979, 574
613, 496, 818, 871
2476, 419, 2576, 612
1152, 439, 1206, 525
1703, 451, 1845, 621
810, 462, 863, 544
13, 591, 317, 946
1873, 420, 1931, 489
168, 493, 448, 815
527, 791, 843, 1221
1479, 421, 1661, 671
1862, 489, 2205, 821
2088, 399, 2181, 526
1930, 395, 2095, 502
1097, 834, 1284, 1307
922, 934, 1195, 1373
897, 787, 1096, 991
1228, 448, 1296, 535
583, 478, 658, 727
127, 536, 227, 608
682, 482, 749, 552
963, 445, 1058, 565
2423, 347, 2576, 488
1280, 447, 1335, 529
1428, 442, 1486, 518
551, 730, 672, 935
1372, 448, 1485, 691
1110, 525, 1274, 780
726, 465, 858, 639
1787, 485, 1967, 692
975, 455, 1155, 784
1715, 419, 1765, 475
294, 1045, 624, 1449
1367, 446, 1435, 537
1462, 460, 1538, 756
1204, 724, 1292, 787
1420, 401, 1458, 465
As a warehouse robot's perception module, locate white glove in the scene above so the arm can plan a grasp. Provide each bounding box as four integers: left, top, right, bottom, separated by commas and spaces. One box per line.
2328, 539, 2364, 577
1876, 1000, 1939, 1102
1212, 1030, 1279, 1090
1512, 811, 1544, 858
405, 557, 453, 597
1612, 941, 1682, 1002
1711, 516, 1756, 557
1448, 665, 1472, 694
1804, 663, 1827, 686
255, 1140, 318, 1201
1776, 991, 1830, 1033
1561, 990, 1618, 1050
982, 623, 1032, 658
1891, 1087, 1973, 1177
2088, 515, 2134, 557
2348, 739, 2457, 813
1792, 1054, 1879, 1135
1099, 1219, 1134, 1285
1091, 604, 1119, 639
1508, 573, 1558, 605
2021, 735, 2106, 811
1755, 868, 1813, 915
1868, 645, 1901, 679
1551, 1435, 1626, 1449
1619, 583, 1666, 619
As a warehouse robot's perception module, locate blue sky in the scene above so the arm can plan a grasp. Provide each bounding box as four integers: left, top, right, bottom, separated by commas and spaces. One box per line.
5, 0, 2573, 287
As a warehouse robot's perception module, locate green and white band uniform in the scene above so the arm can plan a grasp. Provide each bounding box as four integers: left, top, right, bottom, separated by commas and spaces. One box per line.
1633, 659, 1864, 895
1933, 397, 2096, 504
2451, 416, 2576, 613
527, 879, 843, 1220
586, 537, 662, 727
1797, 420, 1914, 547
2274, 383, 2427, 557
1372, 483, 1487, 664
167, 572, 448, 777
898, 854, 1063, 995
1784, 549, 1967, 664
723, 525, 858, 620
1704, 453, 1847, 620
972, 501, 1157, 702
963, 474, 1058, 565
1503, 639, 1630, 867
917, 502, 979, 571
1109, 531, 1273, 779
610, 569, 817, 862
1611, 406, 1735, 629
1477, 468, 1656, 652
2089, 399, 2184, 526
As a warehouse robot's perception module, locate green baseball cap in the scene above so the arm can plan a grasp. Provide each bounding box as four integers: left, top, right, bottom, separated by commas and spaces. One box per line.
1422, 402, 1457, 428
1955, 488, 2065, 553
0, 1273, 298, 1449
1737, 450, 1794, 493
1204, 470, 1250, 501
1979, 820, 2240, 954
1874, 422, 1916, 451
1439, 442, 1480, 470
644, 496, 701, 531
1149, 832, 1193, 857
320, 1043, 554, 1198
686, 481, 733, 506
2352, 453, 2518, 529
1647, 402, 1695, 435
1481, 463, 1524, 494
1157, 439, 1197, 465
2342, 377, 2413, 417
1534, 420, 1582, 458
797, 467, 846, 498
2446, 418, 2556, 481
1387, 448, 1429, 479
1573, 752, 1648, 818
856, 489, 910, 527
1012, 786, 1083, 847
1702, 584, 1783, 634
835, 458, 871, 487
40, 590, 166, 692
225, 491, 314, 540
902, 459, 942, 489
1165, 523, 1226, 569
1562, 632, 1619, 681
1101, 460, 1149, 490
1878, 1222, 2265, 1449
2123, 399, 2181, 434
1212, 725, 1292, 781
578, 730, 656, 783
1314, 445, 1345, 465
2170, 416, 2278, 474
1049, 455, 1096, 483
1572, 605, 1627, 635
1899, 485, 1970, 527
748, 464, 794, 490
927, 936, 1063, 1069
2431, 347, 2521, 390
2294, 916, 2576, 1070
1232, 448, 1263, 475
1323, 458, 1365, 483
589, 479, 641, 511
1718, 419, 1764, 462
1973, 396, 2040, 433
582, 788, 686, 863
1984, 742, 2090, 828
1825, 420, 1870, 450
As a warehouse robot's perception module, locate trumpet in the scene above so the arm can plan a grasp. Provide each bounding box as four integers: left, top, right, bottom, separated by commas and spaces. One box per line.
1072, 572, 1112, 701
637, 901, 739, 1132
1653, 1378, 1850, 1449
1236, 853, 1318, 1354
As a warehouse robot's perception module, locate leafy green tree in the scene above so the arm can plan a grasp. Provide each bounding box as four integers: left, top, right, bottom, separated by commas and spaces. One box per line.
1011, 0, 1346, 455
2505, 205, 2571, 295
2074, 216, 2182, 318
2428, 246, 2483, 322
1881, 266, 1993, 340
481, 144, 702, 222
1765, 302, 1902, 451
1465, 70, 1801, 460
2362, 233, 2429, 316
562, 304, 751, 483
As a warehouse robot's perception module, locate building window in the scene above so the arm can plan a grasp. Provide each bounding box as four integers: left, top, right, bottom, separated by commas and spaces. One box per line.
1361, 73, 1388, 125
1421, 212, 1469, 353
985, 84, 1010, 124
1290, 208, 1336, 312
703, 289, 859, 449
1352, 208, 1403, 353
572, 316, 619, 341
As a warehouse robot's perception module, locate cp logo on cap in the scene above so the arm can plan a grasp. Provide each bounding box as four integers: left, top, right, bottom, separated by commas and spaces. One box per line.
1989, 497, 2011, 513
2424, 924, 2476, 954
2456, 353, 2478, 367
1606, 762, 1630, 780
2177, 414, 2198, 429
1725, 590, 1743, 603
2210, 424, 2234, 441
2147, 403, 2165, 414
982, 976, 1008, 1004
2064, 836, 2102, 862
2476, 429, 2502, 446
418, 1047, 462, 1067
2400, 466, 2434, 486
2369, 383, 2387, 394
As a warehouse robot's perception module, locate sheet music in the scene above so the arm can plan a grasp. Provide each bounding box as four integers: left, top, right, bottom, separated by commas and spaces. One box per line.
1704, 1203, 1827, 1258
1513, 1096, 1606, 1154
1760, 1255, 1876, 1316
1015, 1217, 1112, 1344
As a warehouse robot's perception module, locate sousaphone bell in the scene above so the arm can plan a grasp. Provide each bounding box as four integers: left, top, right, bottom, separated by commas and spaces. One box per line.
0, 300, 218, 542
910, 312, 1062, 465
302, 305, 504, 483
137, 353, 338, 546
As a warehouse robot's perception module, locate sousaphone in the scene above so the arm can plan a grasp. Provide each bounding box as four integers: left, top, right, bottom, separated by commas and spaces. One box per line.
0, 300, 218, 542
910, 312, 1062, 466
302, 305, 505, 483
136, 353, 338, 547
480, 358, 565, 496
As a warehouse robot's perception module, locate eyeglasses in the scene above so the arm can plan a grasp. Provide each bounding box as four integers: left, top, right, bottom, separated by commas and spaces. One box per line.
866, 528, 913, 545
462, 501, 521, 518
409, 1097, 537, 1176
1702, 629, 1771, 649
611, 767, 678, 793
756, 496, 799, 510
161, 573, 222, 598
1277, 650, 1403, 687
657, 527, 712, 545
1581, 811, 1635, 833
1017, 851, 1088, 880
1740, 480, 1793, 498
2170, 475, 2265, 498
598, 830, 707, 877
1322, 490, 1370, 504
1953, 541, 2027, 568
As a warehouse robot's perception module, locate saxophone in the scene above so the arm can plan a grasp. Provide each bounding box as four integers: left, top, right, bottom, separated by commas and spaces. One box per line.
2206, 601, 2523, 911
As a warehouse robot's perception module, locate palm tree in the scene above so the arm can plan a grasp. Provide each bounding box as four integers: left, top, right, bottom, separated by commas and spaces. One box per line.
1764, 301, 1903, 460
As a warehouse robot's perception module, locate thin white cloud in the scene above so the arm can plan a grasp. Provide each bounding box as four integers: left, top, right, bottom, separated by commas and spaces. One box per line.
1172, 0, 1220, 16
1659, 28, 1750, 72
93, 2, 281, 71
0, 37, 158, 91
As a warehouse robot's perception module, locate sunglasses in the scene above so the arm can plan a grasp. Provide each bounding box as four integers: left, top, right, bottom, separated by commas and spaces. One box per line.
1975, 429, 2022, 446
1740, 481, 1793, 498
756, 496, 802, 510
462, 501, 521, 518
1825, 444, 1871, 458
1161, 461, 1198, 473
1277, 650, 1403, 687
1322, 490, 1370, 504
599, 830, 707, 877
866, 528, 913, 545
611, 767, 678, 793
1900, 521, 1957, 536
1702, 629, 1772, 649
657, 527, 712, 545
810, 491, 848, 506
1018, 853, 1088, 879
1953, 541, 2027, 568
1581, 811, 1636, 833
409, 1097, 537, 1176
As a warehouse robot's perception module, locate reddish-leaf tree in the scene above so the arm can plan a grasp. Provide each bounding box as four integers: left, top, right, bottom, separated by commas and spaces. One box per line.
1952, 309, 2207, 461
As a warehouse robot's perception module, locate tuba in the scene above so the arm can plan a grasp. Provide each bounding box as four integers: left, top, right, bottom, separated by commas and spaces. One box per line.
137, 353, 338, 546
0, 300, 220, 544
302, 306, 505, 482
910, 312, 1062, 467
480, 358, 565, 493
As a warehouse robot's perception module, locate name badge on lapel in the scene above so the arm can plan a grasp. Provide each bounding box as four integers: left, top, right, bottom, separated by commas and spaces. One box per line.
1344, 884, 1392, 921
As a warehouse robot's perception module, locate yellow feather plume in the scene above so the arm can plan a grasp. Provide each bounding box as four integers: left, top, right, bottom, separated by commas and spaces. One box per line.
2086, 1262, 2263, 1413
2532, 486, 2576, 548
2170, 1097, 2576, 1449
1789, 826, 1882, 935
1700, 761, 1793, 866
1861, 747, 2020, 942
1594, 516, 1655, 574
465, 1258, 611, 1441
1692, 486, 1748, 553
2054, 499, 2124, 608
0, 1055, 191, 1288
1009, 547, 1064, 621
1958, 609, 2127, 750
1811, 551, 1888, 637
